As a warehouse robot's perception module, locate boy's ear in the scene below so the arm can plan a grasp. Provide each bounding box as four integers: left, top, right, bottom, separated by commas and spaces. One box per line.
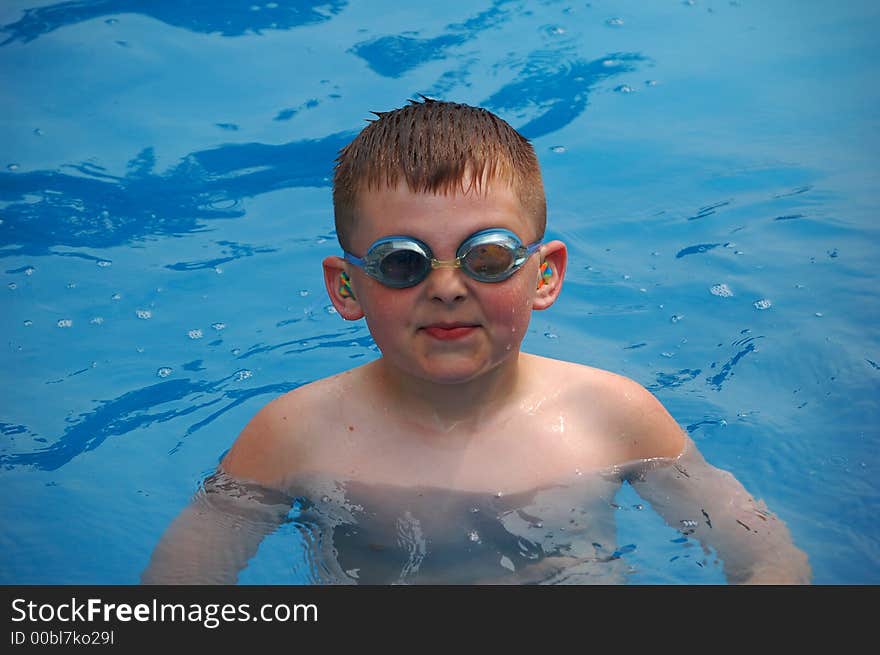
533, 240, 567, 311
322, 256, 364, 320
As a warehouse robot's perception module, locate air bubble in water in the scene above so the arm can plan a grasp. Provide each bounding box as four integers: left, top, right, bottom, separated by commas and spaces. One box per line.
661, 351, 675, 358
136, 309, 152, 319
710, 283, 733, 297
550, 145, 566, 153
468, 530, 481, 543
187, 329, 203, 339
90, 317, 104, 325
814, 312, 823, 317
7, 164, 19, 171
23, 320, 33, 327
606, 17, 624, 26
66, 282, 76, 289
234, 369, 253, 381
97, 260, 112, 268
671, 314, 684, 323
157, 367, 173, 378
544, 331, 558, 339
211, 322, 226, 331
24, 267, 35, 276
299, 290, 309, 297
57, 319, 72, 328
231, 348, 241, 356
111, 293, 121, 300
615, 84, 634, 93
325, 305, 338, 315
753, 299, 772, 310
8, 282, 16, 290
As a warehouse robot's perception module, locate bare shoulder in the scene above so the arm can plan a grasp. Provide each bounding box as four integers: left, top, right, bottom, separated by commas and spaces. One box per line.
525, 354, 686, 461
220, 367, 359, 488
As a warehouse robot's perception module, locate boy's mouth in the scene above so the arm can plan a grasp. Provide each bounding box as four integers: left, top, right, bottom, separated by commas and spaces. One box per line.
420, 323, 480, 341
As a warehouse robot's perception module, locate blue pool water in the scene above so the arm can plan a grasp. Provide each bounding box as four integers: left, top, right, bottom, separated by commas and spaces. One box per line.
1, 0, 877, 584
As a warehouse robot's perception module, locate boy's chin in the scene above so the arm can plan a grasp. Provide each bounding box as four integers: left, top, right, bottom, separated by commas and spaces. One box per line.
405, 354, 513, 386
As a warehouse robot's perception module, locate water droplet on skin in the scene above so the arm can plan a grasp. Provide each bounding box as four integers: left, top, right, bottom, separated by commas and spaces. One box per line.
187, 329, 203, 339
57, 319, 72, 328
136, 309, 152, 319
157, 367, 173, 378
494, 491, 504, 498
753, 299, 772, 310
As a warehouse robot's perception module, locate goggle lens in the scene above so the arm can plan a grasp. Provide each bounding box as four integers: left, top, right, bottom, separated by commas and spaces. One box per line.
461, 242, 516, 278
378, 248, 430, 287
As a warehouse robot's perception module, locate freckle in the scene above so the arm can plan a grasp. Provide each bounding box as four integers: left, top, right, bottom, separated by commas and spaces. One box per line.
348, 425, 355, 431
282, 416, 288, 421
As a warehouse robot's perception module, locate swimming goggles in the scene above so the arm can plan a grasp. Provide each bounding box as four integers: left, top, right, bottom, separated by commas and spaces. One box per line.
343, 228, 543, 288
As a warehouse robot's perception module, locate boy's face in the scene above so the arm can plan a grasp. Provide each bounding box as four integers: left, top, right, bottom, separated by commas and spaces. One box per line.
340, 180, 552, 385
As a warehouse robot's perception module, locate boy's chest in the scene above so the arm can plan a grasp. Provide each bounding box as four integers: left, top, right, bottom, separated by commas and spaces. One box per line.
301, 408, 627, 494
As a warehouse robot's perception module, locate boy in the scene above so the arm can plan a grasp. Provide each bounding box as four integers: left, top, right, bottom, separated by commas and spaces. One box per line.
143, 98, 811, 584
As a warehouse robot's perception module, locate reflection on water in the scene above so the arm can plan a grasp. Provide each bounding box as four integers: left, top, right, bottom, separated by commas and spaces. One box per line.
0, 134, 354, 256
1, 0, 347, 45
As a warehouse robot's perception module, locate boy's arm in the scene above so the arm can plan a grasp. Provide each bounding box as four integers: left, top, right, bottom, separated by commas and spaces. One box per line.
140, 472, 290, 584
142, 400, 298, 584
612, 380, 811, 584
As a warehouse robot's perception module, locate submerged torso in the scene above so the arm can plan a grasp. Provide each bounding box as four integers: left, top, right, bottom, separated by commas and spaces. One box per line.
285, 470, 629, 584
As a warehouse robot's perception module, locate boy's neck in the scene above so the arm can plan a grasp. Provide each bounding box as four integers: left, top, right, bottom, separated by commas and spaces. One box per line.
372, 354, 527, 437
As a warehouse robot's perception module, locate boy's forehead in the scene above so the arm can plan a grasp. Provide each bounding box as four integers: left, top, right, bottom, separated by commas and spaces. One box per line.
351, 180, 535, 242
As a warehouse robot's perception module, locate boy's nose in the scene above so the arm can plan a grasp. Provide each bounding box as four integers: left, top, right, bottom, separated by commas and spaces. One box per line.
424, 266, 468, 304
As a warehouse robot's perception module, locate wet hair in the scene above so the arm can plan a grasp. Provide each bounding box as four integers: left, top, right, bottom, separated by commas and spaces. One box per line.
332, 97, 546, 251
